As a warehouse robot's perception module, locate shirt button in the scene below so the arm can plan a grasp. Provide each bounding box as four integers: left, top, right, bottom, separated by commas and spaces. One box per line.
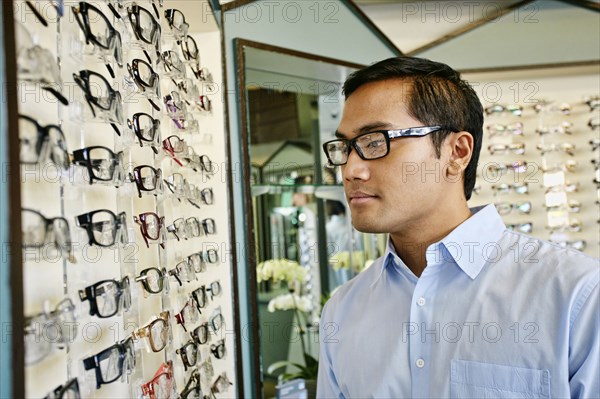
417, 297, 426, 306
416, 358, 425, 368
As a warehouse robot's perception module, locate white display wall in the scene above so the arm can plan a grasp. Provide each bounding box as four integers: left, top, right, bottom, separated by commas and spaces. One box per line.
17, 0, 237, 397
466, 65, 599, 259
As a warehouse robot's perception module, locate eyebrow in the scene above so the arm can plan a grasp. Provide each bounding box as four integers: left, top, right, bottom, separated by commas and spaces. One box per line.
335, 122, 395, 139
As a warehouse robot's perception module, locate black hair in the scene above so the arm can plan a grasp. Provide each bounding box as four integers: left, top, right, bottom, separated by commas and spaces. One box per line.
343, 56, 483, 200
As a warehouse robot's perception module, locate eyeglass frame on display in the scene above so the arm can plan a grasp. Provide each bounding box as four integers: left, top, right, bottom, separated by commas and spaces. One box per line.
75, 209, 128, 247
71, 146, 125, 186
72, 69, 124, 136
78, 276, 131, 318
82, 336, 136, 389
18, 115, 70, 169
71, 1, 123, 78
135, 267, 169, 295
127, 58, 161, 111
134, 212, 166, 249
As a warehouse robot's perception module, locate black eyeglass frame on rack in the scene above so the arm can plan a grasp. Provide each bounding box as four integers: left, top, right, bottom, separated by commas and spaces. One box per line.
127, 58, 161, 111
78, 276, 131, 318
71, 146, 124, 186
127, 2, 162, 63
75, 209, 128, 247
82, 336, 136, 389
18, 115, 70, 170
73, 70, 124, 136
127, 112, 161, 154
71, 1, 123, 78
129, 165, 163, 198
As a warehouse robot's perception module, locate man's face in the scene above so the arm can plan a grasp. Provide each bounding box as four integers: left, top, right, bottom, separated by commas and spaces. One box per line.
337, 79, 451, 235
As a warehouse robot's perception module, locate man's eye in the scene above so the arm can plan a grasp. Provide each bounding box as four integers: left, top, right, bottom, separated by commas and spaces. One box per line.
366, 140, 384, 149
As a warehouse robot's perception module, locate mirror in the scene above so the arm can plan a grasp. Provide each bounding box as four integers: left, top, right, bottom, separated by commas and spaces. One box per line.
236, 39, 387, 396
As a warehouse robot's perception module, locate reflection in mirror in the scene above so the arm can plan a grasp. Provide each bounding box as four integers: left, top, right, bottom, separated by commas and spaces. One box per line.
238, 41, 387, 396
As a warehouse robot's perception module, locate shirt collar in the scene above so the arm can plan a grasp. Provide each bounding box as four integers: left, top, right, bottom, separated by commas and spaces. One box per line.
373, 204, 506, 283
435, 204, 506, 279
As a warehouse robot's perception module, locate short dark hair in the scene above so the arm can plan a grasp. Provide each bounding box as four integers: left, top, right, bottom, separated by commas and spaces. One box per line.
343, 56, 483, 200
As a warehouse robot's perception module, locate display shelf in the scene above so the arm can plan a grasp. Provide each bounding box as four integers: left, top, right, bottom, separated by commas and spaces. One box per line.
16, 0, 237, 397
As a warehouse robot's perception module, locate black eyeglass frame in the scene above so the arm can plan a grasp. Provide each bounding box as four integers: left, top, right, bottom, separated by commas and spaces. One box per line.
82, 336, 135, 389
135, 267, 168, 294
71, 1, 123, 75
79, 276, 131, 318
322, 125, 446, 166
22, 208, 72, 252
127, 58, 161, 111
75, 209, 127, 247
72, 145, 124, 185
127, 3, 162, 57
130, 165, 163, 198
43, 378, 80, 399
73, 70, 123, 136
176, 340, 199, 371
19, 114, 70, 169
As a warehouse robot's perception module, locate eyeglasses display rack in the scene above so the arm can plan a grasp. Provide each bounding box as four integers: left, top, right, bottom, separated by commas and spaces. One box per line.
467, 67, 599, 259
16, 0, 237, 397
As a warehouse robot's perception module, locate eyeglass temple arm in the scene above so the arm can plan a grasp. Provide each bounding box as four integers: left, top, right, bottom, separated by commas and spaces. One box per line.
387, 126, 443, 139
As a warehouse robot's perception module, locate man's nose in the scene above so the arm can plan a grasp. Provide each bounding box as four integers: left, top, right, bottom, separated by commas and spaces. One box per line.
343, 149, 370, 181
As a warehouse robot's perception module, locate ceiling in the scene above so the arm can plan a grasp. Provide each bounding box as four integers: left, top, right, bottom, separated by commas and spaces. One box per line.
356, 0, 599, 69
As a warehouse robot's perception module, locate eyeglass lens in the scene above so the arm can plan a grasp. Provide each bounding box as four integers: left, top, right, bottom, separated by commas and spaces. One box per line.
325, 131, 388, 165
22, 209, 71, 252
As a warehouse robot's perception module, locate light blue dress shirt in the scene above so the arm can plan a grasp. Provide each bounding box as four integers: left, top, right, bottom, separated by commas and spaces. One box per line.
317, 204, 599, 398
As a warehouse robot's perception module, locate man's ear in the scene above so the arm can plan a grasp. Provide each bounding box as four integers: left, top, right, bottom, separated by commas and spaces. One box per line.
446, 131, 474, 177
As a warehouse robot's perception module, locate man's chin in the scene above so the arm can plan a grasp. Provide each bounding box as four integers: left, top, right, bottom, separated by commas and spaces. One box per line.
350, 218, 386, 234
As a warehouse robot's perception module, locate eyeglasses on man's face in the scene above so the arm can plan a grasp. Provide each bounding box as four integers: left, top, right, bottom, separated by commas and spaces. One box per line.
322, 126, 444, 166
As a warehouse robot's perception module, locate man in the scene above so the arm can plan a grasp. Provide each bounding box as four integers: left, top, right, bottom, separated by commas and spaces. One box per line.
317, 56, 599, 398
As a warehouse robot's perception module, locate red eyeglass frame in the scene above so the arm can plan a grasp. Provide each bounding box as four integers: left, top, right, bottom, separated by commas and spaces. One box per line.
141, 361, 173, 399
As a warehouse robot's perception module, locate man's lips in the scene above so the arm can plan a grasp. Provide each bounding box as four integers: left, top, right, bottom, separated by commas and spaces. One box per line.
348, 190, 378, 204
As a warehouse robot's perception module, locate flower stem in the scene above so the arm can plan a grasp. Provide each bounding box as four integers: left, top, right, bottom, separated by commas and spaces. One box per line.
290, 291, 308, 365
